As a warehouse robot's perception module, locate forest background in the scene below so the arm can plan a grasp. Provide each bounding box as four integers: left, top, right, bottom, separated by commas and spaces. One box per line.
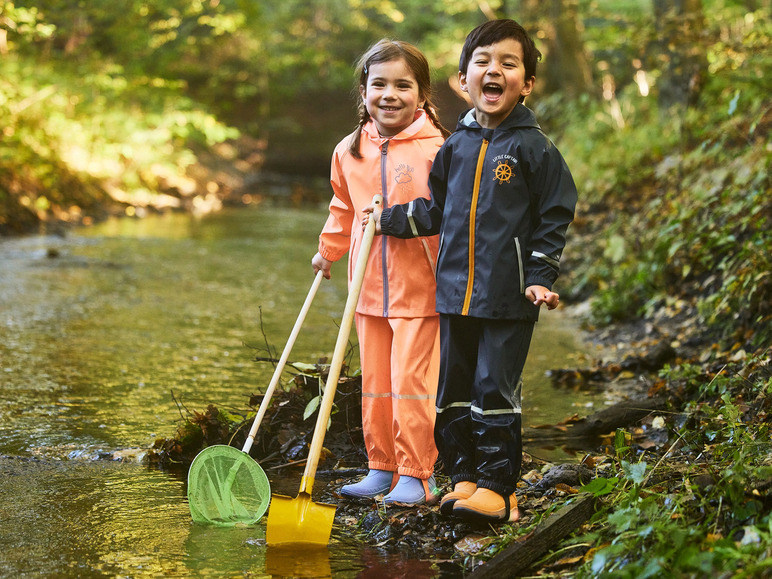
1, 0, 770, 576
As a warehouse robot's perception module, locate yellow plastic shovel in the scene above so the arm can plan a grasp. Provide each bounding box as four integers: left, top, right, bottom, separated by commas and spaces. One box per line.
266, 194, 382, 546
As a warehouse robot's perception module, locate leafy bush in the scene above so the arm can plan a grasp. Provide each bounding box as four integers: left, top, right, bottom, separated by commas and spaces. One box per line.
573, 356, 772, 577
551, 7, 772, 351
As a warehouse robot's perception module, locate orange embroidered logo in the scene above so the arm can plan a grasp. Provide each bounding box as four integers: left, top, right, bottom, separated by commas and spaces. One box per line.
493, 161, 513, 185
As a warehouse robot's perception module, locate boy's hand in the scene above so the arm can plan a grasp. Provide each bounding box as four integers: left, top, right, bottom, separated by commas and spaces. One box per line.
362, 203, 383, 234
526, 285, 560, 310
312, 252, 333, 279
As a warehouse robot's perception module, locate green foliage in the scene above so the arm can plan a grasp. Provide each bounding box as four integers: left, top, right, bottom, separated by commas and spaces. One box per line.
574, 356, 772, 577
557, 5, 772, 351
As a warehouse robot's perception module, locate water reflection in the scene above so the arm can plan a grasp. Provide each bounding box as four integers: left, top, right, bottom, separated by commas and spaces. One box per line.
184, 525, 268, 576
355, 548, 439, 579
265, 546, 332, 578
0, 206, 602, 577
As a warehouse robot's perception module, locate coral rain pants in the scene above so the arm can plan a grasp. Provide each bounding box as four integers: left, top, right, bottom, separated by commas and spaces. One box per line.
355, 313, 440, 479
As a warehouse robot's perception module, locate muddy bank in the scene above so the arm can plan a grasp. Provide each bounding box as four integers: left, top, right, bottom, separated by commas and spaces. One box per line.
150, 328, 689, 575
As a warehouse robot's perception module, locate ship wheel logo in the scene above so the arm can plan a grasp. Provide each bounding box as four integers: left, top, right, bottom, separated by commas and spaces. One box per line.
493, 161, 513, 184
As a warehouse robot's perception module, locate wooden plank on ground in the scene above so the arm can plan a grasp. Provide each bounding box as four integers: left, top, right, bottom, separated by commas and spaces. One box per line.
468, 493, 597, 578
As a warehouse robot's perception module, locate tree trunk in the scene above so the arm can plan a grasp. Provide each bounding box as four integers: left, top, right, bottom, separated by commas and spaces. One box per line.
651, 0, 707, 111
514, 0, 594, 97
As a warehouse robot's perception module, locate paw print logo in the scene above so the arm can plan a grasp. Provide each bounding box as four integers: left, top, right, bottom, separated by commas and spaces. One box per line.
493, 161, 513, 185
395, 164, 414, 186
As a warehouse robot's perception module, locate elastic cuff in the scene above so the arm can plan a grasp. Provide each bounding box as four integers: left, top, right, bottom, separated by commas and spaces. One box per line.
477, 478, 515, 496
398, 466, 433, 479
369, 460, 397, 472
451, 474, 477, 487
379, 209, 392, 234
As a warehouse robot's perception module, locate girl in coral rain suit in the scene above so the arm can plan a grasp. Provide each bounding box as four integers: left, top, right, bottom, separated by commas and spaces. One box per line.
312, 39, 450, 506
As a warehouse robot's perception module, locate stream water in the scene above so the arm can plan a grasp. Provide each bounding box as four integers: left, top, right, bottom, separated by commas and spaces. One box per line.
0, 204, 607, 577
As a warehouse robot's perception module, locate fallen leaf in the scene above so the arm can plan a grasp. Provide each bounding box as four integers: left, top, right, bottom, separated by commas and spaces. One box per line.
454, 534, 495, 556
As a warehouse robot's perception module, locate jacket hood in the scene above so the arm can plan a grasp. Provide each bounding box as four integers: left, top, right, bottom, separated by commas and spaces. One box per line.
456, 103, 541, 132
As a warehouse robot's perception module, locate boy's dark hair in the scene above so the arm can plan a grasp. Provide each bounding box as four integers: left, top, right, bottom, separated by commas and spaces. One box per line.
459, 19, 542, 81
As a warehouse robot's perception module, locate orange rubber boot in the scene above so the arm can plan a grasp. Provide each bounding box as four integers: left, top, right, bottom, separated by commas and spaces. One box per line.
439, 481, 477, 516
452, 488, 520, 523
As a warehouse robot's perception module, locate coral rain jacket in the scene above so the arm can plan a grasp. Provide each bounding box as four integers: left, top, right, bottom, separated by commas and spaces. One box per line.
318, 111, 444, 318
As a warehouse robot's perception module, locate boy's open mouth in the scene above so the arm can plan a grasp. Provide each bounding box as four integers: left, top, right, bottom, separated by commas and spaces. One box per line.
482, 83, 503, 99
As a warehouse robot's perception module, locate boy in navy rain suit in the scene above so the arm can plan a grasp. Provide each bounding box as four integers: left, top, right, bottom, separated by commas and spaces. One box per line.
365, 19, 578, 522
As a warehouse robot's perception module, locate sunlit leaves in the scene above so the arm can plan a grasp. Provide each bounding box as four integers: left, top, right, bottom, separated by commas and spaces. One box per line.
0, 2, 56, 45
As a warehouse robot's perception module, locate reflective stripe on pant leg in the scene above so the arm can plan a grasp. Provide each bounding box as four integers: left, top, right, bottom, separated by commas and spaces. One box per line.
435, 314, 481, 485
473, 319, 534, 496
356, 313, 397, 472
389, 316, 440, 479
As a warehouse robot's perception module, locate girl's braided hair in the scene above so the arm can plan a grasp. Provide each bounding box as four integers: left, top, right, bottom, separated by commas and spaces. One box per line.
349, 39, 450, 158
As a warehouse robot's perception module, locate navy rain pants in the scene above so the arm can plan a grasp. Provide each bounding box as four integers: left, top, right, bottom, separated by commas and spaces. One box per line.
435, 314, 535, 496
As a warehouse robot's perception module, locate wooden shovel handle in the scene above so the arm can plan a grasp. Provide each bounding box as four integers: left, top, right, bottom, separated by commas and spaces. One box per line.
299, 194, 382, 494
242, 270, 324, 454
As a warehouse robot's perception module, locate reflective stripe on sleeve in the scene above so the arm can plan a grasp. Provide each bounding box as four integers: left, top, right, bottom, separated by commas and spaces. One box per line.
531, 250, 560, 269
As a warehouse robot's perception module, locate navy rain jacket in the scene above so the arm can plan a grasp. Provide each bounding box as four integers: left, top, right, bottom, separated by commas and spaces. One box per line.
380, 103, 578, 321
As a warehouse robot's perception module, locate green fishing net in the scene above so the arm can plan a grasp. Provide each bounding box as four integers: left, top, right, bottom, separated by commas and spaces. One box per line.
187, 445, 271, 526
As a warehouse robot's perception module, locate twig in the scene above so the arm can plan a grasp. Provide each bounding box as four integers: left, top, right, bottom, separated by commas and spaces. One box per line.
696, 364, 727, 403
258, 450, 282, 464
227, 418, 251, 446
257, 306, 277, 370
642, 432, 686, 488
266, 458, 308, 471
170, 390, 189, 421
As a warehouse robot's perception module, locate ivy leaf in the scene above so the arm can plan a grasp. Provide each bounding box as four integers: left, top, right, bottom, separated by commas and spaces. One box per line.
622, 460, 648, 485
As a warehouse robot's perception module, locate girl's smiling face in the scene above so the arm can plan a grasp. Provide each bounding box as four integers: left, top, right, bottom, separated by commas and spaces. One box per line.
459, 38, 534, 129
360, 58, 424, 137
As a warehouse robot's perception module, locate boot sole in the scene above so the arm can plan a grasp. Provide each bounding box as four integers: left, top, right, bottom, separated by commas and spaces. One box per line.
439, 498, 458, 515
452, 504, 519, 523
339, 487, 391, 500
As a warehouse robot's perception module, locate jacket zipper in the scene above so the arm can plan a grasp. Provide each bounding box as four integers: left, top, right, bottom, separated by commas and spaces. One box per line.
380, 140, 390, 317
462, 138, 489, 315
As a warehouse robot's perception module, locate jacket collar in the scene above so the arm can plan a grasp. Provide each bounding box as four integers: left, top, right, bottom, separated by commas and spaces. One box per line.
362, 109, 430, 141
457, 103, 541, 132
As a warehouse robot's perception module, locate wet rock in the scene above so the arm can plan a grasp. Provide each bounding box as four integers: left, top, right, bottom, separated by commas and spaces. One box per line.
453, 523, 473, 541
455, 533, 495, 556
372, 524, 396, 542
531, 463, 594, 494
360, 510, 383, 534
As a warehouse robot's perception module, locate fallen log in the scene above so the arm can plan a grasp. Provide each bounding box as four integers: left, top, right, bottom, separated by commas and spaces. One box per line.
565, 396, 668, 437
523, 395, 668, 443
468, 493, 597, 578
